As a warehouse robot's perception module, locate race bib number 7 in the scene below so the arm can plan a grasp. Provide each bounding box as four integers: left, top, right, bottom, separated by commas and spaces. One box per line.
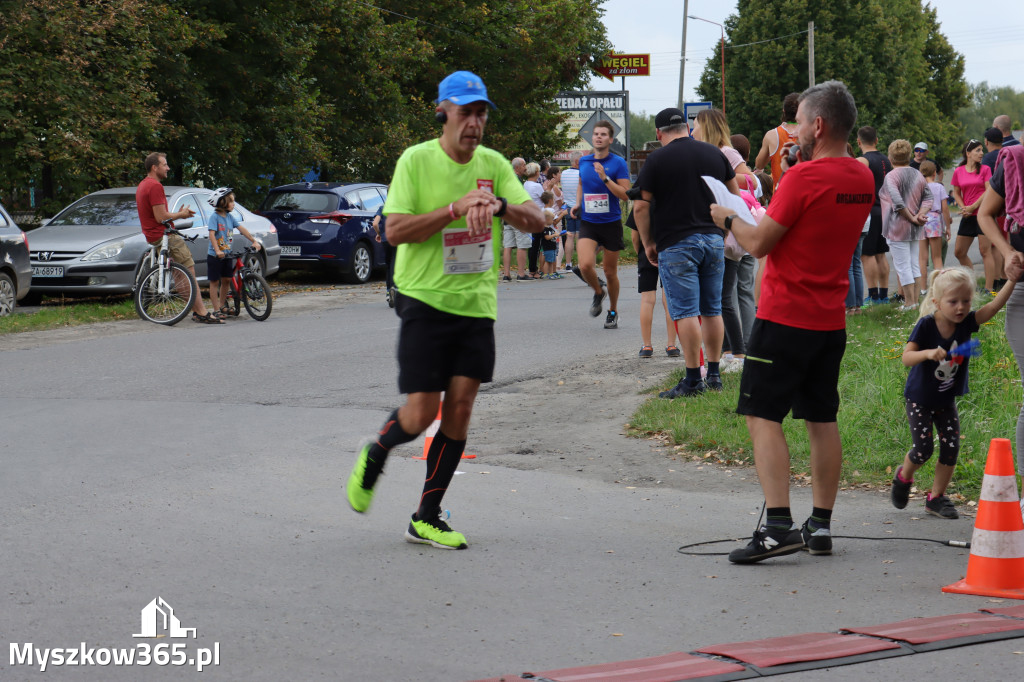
584, 193, 610, 214
443, 228, 493, 274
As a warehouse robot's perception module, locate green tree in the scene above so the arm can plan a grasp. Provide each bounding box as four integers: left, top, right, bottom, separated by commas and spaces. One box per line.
630, 112, 656, 151
0, 0, 609, 213
150, 0, 332, 200
696, 0, 968, 168
958, 82, 1024, 141
0, 0, 186, 214
373, 1, 611, 163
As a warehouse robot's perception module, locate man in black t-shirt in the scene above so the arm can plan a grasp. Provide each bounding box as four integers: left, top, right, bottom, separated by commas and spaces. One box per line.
994, 115, 1021, 148
633, 107, 740, 398
982, 127, 1004, 172
856, 126, 894, 304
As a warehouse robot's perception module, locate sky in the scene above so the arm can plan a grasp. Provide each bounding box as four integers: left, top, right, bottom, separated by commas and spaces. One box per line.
587, 0, 1024, 115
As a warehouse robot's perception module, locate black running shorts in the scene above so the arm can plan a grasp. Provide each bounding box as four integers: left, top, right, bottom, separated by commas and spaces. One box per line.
957, 215, 981, 238
737, 319, 846, 423
637, 245, 660, 293
396, 294, 496, 394
860, 208, 889, 256
579, 220, 625, 252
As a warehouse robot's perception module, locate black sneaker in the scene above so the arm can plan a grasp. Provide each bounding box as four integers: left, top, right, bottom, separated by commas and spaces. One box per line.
729, 525, 805, 564
801, 520, 833, 555
571, 265, 605, 288
590, 287, 606, 317
890, 466, 911, 509
705, 373, 723, 391
604, 310, 618, 329
925, 494, 959, 519
502, 275, 511, 282
658, 379, 706, 399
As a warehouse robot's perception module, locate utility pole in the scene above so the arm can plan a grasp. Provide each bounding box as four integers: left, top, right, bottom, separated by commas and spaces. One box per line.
808, 21, 815, 87
677, 0, 689, 108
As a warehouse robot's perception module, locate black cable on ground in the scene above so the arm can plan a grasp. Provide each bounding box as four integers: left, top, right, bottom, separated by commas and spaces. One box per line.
678, 535, 970, 556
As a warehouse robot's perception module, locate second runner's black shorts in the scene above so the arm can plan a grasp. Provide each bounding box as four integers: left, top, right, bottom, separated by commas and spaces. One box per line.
580, 219, 625, 251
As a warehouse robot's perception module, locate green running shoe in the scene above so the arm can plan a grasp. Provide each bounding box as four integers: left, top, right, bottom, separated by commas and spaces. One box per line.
347, 443, 376, 513
404, 512, 468, 550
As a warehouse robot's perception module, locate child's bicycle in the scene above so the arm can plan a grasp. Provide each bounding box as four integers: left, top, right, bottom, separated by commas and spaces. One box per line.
222, 245, 273, 321
133, 222, 199, 325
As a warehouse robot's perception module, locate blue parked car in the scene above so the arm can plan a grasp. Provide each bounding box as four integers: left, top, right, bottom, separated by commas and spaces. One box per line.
258, 182, 388, 283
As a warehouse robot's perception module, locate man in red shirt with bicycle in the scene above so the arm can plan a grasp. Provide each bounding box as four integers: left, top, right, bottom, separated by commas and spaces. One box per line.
136, 152, 219, 323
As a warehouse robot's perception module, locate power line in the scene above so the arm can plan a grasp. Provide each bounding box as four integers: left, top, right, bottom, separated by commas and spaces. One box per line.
726, 29, 810, 50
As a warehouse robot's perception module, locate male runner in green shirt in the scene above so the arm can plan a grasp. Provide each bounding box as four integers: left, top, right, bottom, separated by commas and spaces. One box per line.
346, 71, 543, 549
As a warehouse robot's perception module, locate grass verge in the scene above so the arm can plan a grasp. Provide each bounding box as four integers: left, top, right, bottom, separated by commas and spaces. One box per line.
628, 303, 1021, 502
0, 298, 137, 334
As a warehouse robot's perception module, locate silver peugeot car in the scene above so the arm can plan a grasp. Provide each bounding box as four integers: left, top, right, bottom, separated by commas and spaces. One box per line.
26, 186, 280, 300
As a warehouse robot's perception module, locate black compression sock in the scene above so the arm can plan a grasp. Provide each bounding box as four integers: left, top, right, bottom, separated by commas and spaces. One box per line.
416, 430, 466, 520
685, 367, 702, 385
364, 409, 418, 488
880, 288, 889, 300
808, 507, 833, 532
765, 507, 793, 531
868, 288, 879, 301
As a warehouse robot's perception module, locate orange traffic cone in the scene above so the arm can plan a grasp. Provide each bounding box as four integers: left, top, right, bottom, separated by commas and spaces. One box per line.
412, 398, 477, 461
943, 438, 1024, 599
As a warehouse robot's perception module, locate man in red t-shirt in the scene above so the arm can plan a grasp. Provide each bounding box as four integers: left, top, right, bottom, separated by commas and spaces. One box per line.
136, 152, 218, 323
710, 81, 874, 564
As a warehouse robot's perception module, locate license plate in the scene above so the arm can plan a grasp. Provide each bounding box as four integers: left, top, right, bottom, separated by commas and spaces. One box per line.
281, 246, 301, 255
32, 266, 64, 278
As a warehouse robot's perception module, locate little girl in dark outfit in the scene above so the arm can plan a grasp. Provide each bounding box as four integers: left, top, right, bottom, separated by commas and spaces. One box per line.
891, 266, 1015, 518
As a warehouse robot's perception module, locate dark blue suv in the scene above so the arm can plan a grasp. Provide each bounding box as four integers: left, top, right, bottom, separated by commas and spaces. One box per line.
258, 182, 388, 283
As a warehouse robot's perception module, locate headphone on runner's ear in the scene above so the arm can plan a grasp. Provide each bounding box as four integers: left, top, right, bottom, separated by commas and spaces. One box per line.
435, 109, 447, 124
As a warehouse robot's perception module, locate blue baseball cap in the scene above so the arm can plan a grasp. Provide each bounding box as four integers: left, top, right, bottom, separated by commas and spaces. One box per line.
436, 71, 496, 108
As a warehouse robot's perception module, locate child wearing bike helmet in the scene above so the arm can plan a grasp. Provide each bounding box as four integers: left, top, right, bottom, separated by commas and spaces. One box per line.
207, 187, 261, 319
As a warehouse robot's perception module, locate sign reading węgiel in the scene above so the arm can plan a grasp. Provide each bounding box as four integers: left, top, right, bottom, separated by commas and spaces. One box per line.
592, 53, 651, 81
554, 90, 630, 163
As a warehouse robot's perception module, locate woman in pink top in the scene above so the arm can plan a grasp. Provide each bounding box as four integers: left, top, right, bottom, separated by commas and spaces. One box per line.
952, 139, 996, 291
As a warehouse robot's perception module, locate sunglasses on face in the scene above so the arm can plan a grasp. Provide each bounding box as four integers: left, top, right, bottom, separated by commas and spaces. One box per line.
914, 148, 926, 153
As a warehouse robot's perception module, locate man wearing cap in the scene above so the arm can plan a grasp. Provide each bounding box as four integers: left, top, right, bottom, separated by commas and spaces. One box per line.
983, 127, 1004, 172
346, 70, 543, 550
909, 142, 929, 170
570, 120, 631, 329
632, 107, 739, 398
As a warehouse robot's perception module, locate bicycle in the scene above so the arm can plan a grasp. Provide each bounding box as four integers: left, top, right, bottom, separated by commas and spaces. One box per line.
222, 245, 273, 321
133, 222, 198, 325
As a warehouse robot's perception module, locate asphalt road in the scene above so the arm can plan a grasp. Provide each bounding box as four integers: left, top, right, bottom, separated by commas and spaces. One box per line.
2, 257, 1020, 681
